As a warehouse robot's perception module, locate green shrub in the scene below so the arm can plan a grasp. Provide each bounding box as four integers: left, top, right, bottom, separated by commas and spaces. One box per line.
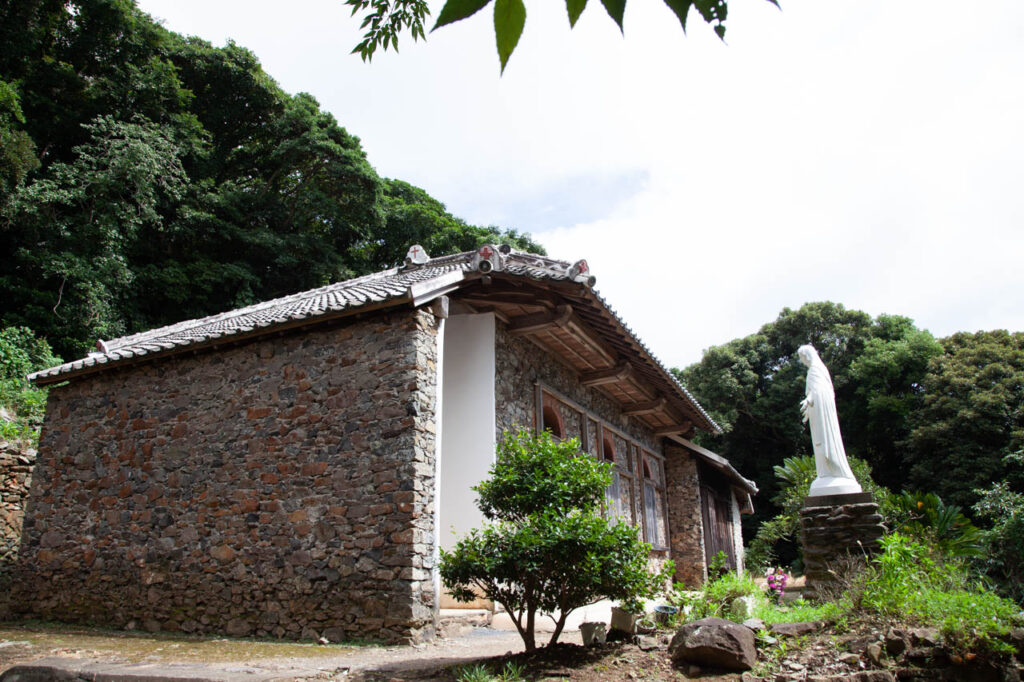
973, 461, 1024, 605
887, 491, 983, 558
861, 533, 1021, 654
670, 569, 762, 622
753, 598, 847, 626
0, 326, 61, 445
440, 430, 672, 651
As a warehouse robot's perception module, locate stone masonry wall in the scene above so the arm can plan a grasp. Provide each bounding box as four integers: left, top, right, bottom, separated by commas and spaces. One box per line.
1, 441, 36, 612
664, 444, 705, 587
800, 498, 886, 599
13, 308, 440, 643
493, 323, 659, 453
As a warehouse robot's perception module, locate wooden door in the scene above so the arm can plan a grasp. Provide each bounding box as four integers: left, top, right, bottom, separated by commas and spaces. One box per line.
700, 485, 737, 572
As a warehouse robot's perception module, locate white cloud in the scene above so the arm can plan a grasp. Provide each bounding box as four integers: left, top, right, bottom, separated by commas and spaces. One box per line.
138, 0, 1024, 367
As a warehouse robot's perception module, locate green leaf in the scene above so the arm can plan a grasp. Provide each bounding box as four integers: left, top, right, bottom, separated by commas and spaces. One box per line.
599, 0, 626, 32
494, 0, 526, 74
433, 0, 492, 30
566, 0, 588, 28
661, 0, 693, 31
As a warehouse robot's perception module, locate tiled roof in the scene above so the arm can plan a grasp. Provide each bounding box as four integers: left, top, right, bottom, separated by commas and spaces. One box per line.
28, 249, 581, 383
28, 246, 721, 433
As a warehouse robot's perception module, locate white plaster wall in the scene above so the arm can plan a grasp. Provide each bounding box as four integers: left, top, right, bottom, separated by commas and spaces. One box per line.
731, 492, 745, 575
439, 313, 496, 553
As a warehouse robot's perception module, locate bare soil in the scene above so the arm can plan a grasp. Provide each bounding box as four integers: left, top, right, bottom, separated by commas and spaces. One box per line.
2, 619, 1020, 682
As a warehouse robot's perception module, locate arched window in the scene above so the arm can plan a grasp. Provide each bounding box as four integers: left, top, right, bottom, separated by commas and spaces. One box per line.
602, 435, 615, 462
542, 403, 564, 439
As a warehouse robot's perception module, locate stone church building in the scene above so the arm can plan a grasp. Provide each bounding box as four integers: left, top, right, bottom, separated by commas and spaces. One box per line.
15, 246, 756, 642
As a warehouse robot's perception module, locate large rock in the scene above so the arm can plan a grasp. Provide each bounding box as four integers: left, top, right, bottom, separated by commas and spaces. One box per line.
669, 617, 757, 671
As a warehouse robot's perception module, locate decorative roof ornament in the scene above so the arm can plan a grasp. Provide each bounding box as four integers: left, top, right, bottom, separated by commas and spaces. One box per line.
567, 259, 596, 287
405, 244, 430, 266
473, 244, 504, 273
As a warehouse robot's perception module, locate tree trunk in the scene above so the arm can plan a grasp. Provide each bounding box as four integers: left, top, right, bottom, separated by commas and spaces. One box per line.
547, 610, 570, 647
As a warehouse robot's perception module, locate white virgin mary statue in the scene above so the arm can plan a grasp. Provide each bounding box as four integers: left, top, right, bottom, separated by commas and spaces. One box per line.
797, 344, 862, 497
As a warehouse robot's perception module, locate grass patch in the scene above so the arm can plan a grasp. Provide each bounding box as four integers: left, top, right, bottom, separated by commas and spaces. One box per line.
753, 598, 847, 626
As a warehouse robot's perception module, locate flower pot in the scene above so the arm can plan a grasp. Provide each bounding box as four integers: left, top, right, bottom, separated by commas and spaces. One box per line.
580, 621, 607, 646
654, 604, 678, 626
610, 606, 639, 634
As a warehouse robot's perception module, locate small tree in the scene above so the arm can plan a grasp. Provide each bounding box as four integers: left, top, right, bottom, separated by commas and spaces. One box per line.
440, 430, 672, 651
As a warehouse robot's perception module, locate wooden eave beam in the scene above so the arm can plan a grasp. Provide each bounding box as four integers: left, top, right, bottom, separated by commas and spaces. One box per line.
460, 294, 556, 310
622, 397, 667, 417
654, 421, 693, 437
508, 304, 573, 336
580, 361, 632, 387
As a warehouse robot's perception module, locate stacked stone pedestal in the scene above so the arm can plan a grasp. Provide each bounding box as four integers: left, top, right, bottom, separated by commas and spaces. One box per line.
800, 492, 886, 599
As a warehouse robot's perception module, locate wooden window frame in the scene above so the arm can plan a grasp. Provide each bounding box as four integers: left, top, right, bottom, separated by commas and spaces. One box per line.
640, 449, 669, 551
533, 381, 669, 547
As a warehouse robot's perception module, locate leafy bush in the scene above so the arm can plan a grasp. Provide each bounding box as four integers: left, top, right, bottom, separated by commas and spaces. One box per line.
440, 430, 671, 651
886, 491, 983, 558
973, 470, 1024, 604
0, 326, 60, 444
668, 568, 761, 622
860, 534, 1020, 654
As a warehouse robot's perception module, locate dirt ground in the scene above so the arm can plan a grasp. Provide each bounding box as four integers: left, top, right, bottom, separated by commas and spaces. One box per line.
0, 622, 578, 681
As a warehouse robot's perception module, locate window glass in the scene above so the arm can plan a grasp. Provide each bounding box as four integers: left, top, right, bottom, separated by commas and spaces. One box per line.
643, 454, 668, 548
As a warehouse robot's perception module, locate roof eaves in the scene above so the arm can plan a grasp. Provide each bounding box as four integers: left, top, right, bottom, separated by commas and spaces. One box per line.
671, 435, 758, 495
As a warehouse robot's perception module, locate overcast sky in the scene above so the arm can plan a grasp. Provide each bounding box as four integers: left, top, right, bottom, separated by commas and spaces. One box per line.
137, 0, 1024, 369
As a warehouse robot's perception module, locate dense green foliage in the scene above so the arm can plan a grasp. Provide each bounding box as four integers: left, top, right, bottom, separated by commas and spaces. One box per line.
676, 303, 1024, 601
679, 534, 1021, 658
348, 0, 777, 72
973, 457, 1024, 604
0, 327, 60, 444
858, 534, 1020, 655
439, 431, 671, 651
0, 0, 542, 361
905, 331, 1024, 509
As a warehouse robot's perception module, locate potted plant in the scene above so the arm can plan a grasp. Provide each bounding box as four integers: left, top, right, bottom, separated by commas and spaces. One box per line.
610, 597, 645, 634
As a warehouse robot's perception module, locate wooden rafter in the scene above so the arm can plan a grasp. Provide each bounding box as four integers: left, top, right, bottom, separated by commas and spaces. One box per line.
622, 397, 666, 417
508, 305, 573, 336
580, 361, 632, 387
654, 421, 694, 437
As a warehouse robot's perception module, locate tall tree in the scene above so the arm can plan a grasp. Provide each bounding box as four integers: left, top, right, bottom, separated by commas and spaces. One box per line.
905, 331, 1024, 509
0, 0, 541, 358
1, 115, 189, 356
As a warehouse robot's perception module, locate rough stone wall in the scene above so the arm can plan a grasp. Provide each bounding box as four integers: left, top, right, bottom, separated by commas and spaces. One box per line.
493, 324, 659, 453
1, 441, 36, 612
664, 444, 705, 587
800, 498, 885, 599
13, 308, 440, 643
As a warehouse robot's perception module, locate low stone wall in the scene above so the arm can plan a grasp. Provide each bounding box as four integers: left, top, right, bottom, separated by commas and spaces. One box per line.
800, 494, 886, 599
12, 309, 440, 643
1, 441, 35, 612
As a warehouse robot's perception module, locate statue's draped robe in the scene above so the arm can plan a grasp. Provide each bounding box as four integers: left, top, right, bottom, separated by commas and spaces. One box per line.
805, 359, 856, 481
